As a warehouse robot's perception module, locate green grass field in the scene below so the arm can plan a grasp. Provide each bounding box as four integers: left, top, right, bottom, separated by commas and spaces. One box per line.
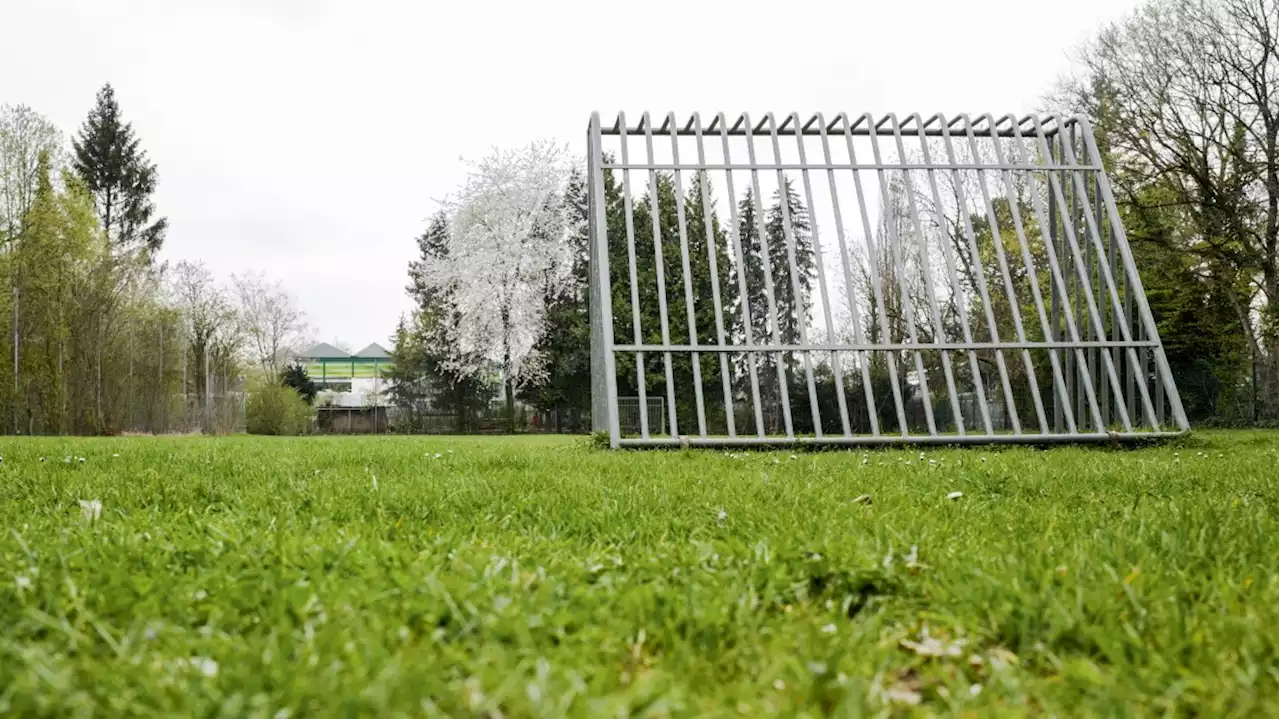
0, 430, 1275, 717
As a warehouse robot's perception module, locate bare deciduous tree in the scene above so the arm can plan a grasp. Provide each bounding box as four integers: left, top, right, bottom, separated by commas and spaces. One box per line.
1057, 0, 1278, 416
231, 271, 308, 378
168, 261, 239, 406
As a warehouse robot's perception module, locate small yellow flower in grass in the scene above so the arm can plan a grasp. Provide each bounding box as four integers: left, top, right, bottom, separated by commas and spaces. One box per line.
79, 499, 102, 521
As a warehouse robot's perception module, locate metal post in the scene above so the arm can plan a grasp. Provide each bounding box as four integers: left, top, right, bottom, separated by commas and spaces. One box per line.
588, 112, 621, 445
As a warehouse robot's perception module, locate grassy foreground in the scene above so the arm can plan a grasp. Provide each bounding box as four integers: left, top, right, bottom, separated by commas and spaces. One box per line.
0, 430, 1275, 717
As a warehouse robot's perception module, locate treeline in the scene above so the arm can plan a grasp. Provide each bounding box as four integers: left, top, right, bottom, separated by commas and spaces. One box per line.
391, 0, 1276, 433
1059, 0, 1277, 423
0, 86, 176, 434
387, 145, 829, 435
0, 86, 308, 435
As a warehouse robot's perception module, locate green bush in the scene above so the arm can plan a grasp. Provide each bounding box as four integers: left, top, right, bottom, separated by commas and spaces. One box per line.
245, 382, 314, 436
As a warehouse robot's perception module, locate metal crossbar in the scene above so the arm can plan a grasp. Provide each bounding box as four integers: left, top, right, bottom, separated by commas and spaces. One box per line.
587, 112, 1189, 448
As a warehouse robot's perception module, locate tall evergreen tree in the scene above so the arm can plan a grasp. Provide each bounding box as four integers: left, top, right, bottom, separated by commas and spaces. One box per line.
735, 179, 814, 430
520, 168, 591, 430
764, 178, 814, 348
390, 211, 494, 432
72, 84, 167, 257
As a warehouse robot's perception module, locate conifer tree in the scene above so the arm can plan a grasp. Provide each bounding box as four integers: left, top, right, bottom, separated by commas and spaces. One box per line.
72, 84, 167, 256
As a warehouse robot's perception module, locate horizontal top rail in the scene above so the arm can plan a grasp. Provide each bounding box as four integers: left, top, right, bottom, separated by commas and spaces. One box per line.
601, 162, 1103, 171
594, 112, 1080, 138
613, 340, 1160, 353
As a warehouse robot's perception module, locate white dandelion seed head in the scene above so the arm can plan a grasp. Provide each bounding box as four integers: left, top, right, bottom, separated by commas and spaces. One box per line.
78, 499, 102, 521
191, 656, 218, 678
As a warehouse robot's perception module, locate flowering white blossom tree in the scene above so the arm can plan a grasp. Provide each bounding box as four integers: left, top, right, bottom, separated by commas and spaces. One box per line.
423, 140, 576, 430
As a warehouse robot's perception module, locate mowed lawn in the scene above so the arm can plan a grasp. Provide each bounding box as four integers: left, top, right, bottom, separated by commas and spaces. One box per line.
0, 431, 1275, 717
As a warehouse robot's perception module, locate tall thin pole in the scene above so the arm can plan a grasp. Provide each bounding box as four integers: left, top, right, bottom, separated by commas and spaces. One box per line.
11, 285, 19, 434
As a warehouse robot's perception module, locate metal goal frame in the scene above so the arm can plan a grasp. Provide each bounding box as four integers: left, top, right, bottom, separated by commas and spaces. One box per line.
587, 111, 1189, 448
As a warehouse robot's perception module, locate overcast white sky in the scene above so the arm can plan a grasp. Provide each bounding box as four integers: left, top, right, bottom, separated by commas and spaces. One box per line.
0, 0, 1141, 349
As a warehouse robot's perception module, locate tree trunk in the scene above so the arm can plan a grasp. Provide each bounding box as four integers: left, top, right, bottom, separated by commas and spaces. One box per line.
502, 301, 515, 433
11, 284, 18, 434
95, 345, 103, 434
505, 376, 515, 433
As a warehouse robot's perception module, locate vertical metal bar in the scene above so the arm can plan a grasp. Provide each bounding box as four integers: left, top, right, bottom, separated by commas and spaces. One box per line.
792, 113, 852, 437
961, 115, 1046, 433
1031, 119, 1132, 432
984, 114, 1077, 433
938, 116, 1021, 434
1124, 225, 1136, 417
915, 115, 994, 435
888, 115, 961, 434
587, 114, 621, 445
1107, 173, 1127, 423
1094, 161, 1110, 427
838, 115, 905, 435
1069, 123, 1085, 425
1013, 116, 1104, 432
867, 115, 936, 435
667, 113, 708, 437
1058, 121, 1158, 429
617, 113, 650, 438
1154, 341, 1166, 426
766, 114, 823, 436
1086, 157, 1101, 426
1048, 135, 1062, 433
718, 113, 766, 436
693, 114, 737, 437
641, 112, 680, 437
743, 113, 795, 438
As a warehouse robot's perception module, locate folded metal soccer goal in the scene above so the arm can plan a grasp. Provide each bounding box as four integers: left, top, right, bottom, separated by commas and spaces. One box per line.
586, 112, 1188, 448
